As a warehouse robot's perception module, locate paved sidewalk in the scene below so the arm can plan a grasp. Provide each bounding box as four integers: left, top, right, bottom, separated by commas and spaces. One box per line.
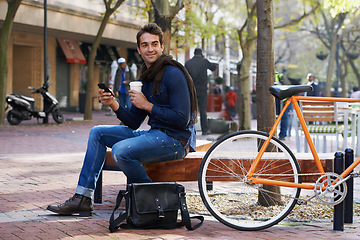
1, 110, 360, 239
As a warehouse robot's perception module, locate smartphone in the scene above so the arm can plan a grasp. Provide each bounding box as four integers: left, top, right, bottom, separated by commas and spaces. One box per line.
97, 82, 114, 97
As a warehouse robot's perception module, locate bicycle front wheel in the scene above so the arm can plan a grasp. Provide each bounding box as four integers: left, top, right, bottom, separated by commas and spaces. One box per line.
198, 131, 301, 231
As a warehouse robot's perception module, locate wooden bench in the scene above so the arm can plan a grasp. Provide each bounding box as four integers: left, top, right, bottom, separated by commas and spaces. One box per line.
94, 140, 212, 203
296, 101, 350, 153
94, 140, 334, 203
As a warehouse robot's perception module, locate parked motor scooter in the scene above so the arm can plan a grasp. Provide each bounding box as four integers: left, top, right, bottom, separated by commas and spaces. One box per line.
5, 81, 64, 125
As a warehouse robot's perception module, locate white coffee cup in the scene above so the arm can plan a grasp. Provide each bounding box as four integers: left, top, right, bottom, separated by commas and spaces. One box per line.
129, 81, 143, 92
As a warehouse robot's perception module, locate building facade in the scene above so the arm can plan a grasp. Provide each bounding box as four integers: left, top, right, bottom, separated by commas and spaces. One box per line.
0, 0, 145, 111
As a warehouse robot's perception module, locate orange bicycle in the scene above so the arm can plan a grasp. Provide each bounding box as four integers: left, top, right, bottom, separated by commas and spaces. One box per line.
198, 85, 360, 231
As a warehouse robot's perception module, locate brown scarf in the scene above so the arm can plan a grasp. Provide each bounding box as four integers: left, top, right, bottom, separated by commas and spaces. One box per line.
140, 54, 198, 124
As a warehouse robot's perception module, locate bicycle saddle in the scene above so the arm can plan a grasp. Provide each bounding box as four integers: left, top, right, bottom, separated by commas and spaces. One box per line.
269, 85, 313, 100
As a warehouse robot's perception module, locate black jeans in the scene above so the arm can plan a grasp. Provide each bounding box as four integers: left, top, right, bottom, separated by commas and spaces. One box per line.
197, 94, 208, 133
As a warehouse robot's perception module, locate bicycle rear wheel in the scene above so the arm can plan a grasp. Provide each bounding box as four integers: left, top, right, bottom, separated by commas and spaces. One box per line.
198, 131, 301, 231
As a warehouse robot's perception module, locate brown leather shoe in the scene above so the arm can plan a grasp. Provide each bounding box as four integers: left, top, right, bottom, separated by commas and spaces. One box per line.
47, 194, 93, 216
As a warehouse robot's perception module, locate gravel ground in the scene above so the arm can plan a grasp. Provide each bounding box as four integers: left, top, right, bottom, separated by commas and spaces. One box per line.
186, 193, 360, 222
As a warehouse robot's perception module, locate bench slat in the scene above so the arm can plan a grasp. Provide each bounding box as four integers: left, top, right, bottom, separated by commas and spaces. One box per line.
104, 151, 333, 182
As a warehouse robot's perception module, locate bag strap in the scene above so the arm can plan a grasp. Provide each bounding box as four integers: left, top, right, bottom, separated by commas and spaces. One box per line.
109, 189, 129, 233
177, 186, 204, 230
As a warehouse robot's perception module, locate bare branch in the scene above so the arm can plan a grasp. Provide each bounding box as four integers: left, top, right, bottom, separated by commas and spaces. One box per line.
275, 2, 320, 29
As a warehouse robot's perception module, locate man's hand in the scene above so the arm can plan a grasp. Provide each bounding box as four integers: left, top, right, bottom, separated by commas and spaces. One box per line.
129, 90, 153, 113
98, 89, 119, 111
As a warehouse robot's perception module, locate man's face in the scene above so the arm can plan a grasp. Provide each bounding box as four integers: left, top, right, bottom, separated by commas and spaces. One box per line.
137, 33, 164, 68
120, 62, 126, 69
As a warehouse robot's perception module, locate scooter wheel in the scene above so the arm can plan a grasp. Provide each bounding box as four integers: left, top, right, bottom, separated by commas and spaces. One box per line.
52, 109, 64, 124
7, 110, 22, 125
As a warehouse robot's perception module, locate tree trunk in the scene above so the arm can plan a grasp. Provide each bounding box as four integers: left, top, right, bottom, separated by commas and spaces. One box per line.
348, 57, 360, 88
324, 33, 338, 97
339, 58, 348, 98
256, 0, 281, 206
0, 0, 22, 126
238, 48, 253, 130
256, 1, 275, 133
237, 0, 256, 131
152, 0, 184, 55
320, 13, 346, 97
154, 14, 172, 54
84, 0, 124, 120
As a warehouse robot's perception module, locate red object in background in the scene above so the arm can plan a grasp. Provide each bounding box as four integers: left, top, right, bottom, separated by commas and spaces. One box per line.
220, 109, 230, 120
207, 94, 223, 112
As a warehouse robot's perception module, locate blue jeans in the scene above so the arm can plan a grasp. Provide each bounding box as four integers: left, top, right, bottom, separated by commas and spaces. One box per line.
279, 103, 292, 138
76, 126, 186, 199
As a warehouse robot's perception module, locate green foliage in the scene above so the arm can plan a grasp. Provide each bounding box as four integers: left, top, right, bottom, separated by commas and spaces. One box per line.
324, 0, 360, 17
172, 0, 244, 49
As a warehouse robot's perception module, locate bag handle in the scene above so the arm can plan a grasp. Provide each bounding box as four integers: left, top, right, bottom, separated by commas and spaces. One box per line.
178, 186, 204, 230
109, 189, 129, 233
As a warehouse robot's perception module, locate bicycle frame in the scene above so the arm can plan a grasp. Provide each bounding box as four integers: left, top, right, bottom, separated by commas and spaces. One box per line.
247, 95, 360, 190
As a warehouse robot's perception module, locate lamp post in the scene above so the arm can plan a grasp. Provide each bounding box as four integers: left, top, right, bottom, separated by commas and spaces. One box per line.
43, 0, 48, 123
335, 38, 340, 97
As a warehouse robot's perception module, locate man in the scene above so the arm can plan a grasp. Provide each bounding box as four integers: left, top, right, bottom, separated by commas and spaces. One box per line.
185, 48, 216, 135
350, 87, 360, 99
275, 72, 291, 140
225, 87, 237, 121
47, 23, 198, 217
305, 73, 320, 96
113, 57, 133, 109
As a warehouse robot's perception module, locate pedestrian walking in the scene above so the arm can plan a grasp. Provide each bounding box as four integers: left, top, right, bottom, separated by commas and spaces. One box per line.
185, 48, 216, 135
350, 87, 360, 99
305, 73, 320, 96
113, 57, 134, 109
275, 72, 291, 140
225, 87, 237, 121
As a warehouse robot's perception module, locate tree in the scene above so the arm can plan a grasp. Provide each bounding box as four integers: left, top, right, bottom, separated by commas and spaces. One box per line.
256, 0, 282, 206
236, 0, 257, 131
256, 0, 320, 205
256, 0, 275, 134
84, 0, 125, 120
236, 0, 319, 130
324, 0, 360, 17
315, 11, 347, 97
310, 7, 360, 96
151, 0, 185, 54
0, 0, 22, 126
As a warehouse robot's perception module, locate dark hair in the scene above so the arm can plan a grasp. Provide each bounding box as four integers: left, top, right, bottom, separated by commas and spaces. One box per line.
136, 23, 164, 48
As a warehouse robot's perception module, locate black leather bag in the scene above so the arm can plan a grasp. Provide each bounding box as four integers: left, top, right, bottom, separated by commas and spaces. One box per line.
109, 182, 203, 232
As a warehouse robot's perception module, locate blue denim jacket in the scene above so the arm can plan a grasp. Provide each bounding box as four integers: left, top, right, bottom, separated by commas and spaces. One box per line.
115, 65, 196, 152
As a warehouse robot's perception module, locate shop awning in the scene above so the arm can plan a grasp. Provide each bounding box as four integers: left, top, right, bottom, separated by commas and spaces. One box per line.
57, 38, 87, 64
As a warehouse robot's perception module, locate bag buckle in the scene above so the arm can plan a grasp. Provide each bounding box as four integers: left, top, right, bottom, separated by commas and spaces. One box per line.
155, 198, 165, 218
179, 192, 186, 198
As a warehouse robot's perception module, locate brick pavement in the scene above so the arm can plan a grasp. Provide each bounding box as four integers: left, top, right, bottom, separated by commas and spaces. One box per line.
1, 110, 360, 239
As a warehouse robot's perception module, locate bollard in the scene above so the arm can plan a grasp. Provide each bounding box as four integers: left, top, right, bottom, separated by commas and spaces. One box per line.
344, 148, 354, 224
333, 151, 344, 231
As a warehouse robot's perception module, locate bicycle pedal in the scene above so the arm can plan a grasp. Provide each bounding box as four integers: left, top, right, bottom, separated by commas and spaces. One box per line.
351, 171, 360, 178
